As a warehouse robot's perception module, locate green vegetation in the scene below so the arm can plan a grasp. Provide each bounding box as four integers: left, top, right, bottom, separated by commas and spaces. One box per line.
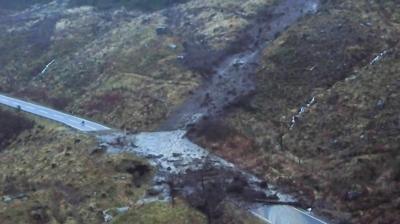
216, 0, 400, 223
113, 201, 206, 224
0, 120, 153, 223
1, 0, 399, 223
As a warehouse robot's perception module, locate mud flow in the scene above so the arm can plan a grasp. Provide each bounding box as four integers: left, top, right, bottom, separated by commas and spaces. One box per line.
100, 0, 329, 223
160, 0, 319, 130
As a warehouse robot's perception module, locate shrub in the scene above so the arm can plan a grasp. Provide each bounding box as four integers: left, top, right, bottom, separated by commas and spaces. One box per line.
0, 108, 34, 148
392, 157, 400, 182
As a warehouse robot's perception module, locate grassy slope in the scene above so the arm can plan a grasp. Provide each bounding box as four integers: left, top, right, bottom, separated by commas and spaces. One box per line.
113, 200, 205, 224
0, 119, 148, 223
1, 0, 399, 223
0, 1, 279, 223
0, 112, 261, 224
206, 0, 400, 223
0, 114, 208, 224
0, 0, 274, 131
281, 46, 400, 224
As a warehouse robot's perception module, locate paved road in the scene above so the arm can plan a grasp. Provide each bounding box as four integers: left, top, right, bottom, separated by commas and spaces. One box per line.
251, 205, 328, 224
0, 94, 110, 132
0, 95, 329, 224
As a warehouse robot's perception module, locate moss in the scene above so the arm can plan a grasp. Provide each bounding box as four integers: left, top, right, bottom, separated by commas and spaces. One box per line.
113, 200, 206, 224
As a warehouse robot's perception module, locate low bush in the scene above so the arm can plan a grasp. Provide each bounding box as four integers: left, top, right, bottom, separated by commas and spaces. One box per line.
0, 108, 34, 148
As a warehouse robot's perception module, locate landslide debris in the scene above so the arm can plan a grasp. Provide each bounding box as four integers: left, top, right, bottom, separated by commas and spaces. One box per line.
0, 0, 276, 132
0, 117, 203, 223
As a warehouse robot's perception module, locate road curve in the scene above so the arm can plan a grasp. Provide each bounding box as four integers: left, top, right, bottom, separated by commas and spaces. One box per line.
0, 94, 110, 132
251, 205, 329, 224
0, 94, 329, 224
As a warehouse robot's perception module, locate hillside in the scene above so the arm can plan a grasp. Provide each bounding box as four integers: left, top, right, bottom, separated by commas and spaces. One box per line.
0, 0, 399, 223
0, 108, 34, 148
0, 0, 275, 131
189, 0, 400, 223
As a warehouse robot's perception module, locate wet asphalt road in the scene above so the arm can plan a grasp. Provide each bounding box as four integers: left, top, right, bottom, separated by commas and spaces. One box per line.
0, 94, 110, 132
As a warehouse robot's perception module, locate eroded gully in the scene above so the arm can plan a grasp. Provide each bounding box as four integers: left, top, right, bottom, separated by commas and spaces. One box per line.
98, 0, 328, 223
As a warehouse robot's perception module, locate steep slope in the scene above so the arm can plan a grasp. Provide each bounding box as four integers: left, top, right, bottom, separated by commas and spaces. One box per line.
1, 0, 399, 223
0, 114, 210, 223
189, 0, 400, 223
0, 0, 276, 131
0, 108, 34, 148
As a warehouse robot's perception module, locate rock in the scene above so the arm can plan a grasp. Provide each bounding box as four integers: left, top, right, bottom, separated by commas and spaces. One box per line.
156, 27, 169, 35
101, 192, 108, 198
30, 207, 49, 223
2, 195, 12, 202
265, 193, 279, 200
90, 144, 107, 155
227, 176, 248, 194
258, 181, 268, 189
89, 147, 104, 155
345, 190, 362, 201
154, 176, 166, 185
14, 193, 28, 200
376, 99, 385, 110
103, 212, 113, 223
146, 154, 163, 159
172, 153, 182, 157
115, 159, 150, 177
141, 17, 151, 24
116, 207, 129, 214
242, 188, 267, 201
393, 197, 400, 209
168, 44, 177, 49
89, 202, 96, 211
147, 186, 163, 196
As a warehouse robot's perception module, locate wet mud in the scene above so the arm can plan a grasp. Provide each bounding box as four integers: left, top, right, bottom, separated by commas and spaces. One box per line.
160, 0, 319, 130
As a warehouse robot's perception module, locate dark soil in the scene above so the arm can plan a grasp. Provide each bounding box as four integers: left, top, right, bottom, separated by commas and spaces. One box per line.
160, 0, 320, 130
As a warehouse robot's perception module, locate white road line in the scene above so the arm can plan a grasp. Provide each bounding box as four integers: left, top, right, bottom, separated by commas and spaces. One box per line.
291, 207, 328, 224
67, 118, 79, 123
53, 114, 63, 119
0, 94, 110, 132
251, 211, 271, 224
24, 105, 35, 110
38, 110, 49, 114
86, 126, 97, 131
